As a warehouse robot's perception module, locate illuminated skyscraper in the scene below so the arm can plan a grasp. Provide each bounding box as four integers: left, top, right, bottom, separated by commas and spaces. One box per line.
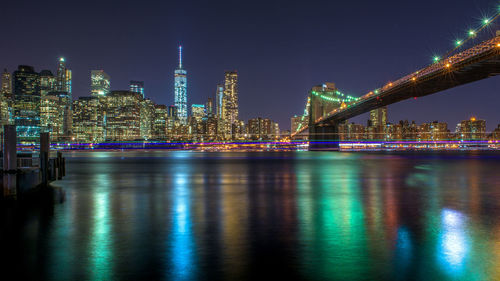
222, 71, 238, 138
1, 69, 12, 99
130, 81, 145, 98
140, 98, 154, 140
174, 45, 187, 124
456, 117, 486, 140
223, 71, 238, 122
105, 91, 143, 141
191, 104, 205, 119
215, 84, 224, 118
369, 106, 387, 127
40, 92, 71, 141
39, 70, 56, 97
153, 104, 168, 140
206, 97, 213, 117
91, 70, 111, 97
55, 57, 72, 97
13, 65, 40, 141
1, 69, 13, 127
73, 96, 105, 142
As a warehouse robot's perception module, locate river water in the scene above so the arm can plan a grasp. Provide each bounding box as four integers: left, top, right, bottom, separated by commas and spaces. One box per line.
2, 151, 500, 280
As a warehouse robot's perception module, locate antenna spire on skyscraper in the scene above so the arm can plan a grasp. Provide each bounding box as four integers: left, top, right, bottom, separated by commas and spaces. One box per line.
179, 45, 182, 69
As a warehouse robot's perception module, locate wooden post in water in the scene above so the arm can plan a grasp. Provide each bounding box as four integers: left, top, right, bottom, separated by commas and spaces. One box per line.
3, 125, 17, 196
40, 132, 50, 186
57, 151, 63, 180
3, 125, 17, 173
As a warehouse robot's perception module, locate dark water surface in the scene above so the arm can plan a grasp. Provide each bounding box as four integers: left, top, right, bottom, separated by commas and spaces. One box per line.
2, 151, 500, 280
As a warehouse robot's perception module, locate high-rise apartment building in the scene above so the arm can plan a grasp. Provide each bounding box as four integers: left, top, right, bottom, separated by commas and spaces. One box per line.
206, 97, 213, 117
153, 104, 168, 140
40, 92, 71, 141
1, 69, 12, 99
1, 69, 13, 127
140, 98, 154, 140
369, 106, 387, 127
247, 117, 273, 140
91, 70, 111, 97
174, 45, 187, 124
418, 121, 449, 141
191, 104, 205, 119
456, 117, 486, 140
39, 70, 56, 97
105, 91, 142, 141
130, 81, 145, 98
13, 65, 40, 141
367, 106, 387, 140
73, 96, 106, 142
223, 71, 238, 122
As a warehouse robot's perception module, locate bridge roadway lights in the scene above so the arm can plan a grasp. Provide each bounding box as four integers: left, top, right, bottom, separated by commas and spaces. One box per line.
309, 123, 340, 151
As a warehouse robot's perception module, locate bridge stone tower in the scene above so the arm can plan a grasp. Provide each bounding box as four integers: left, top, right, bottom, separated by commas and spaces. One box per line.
308, 83, 344, 150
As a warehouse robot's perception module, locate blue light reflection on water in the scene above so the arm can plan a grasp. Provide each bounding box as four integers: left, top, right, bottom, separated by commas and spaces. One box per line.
169, 171, 195, 280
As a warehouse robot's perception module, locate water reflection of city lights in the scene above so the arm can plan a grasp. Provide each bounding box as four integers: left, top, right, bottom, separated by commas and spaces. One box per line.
438, 209, 469, 274
170, 172, 194, 280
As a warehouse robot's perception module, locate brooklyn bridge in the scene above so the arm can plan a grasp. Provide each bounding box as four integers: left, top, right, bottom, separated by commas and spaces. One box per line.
292, 32, 500, 150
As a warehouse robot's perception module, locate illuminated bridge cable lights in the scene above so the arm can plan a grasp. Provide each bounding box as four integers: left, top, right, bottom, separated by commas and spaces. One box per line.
443, 9, 500, 58
294, 4, 500, 137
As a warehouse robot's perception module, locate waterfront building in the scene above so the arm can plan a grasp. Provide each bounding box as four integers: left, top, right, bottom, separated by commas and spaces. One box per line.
191, 104, 205, 120
1, 69, 13, 99
247, 117, 273, 140
130, 81, 145, 98
1, 69, 13, 127
338, 122, 366, 141
0, 91, 9, 131
456, 117, 486, 140
369, 107, 387, 127
205, 116, 218, 139
153, 104, 168, 140
222, 71, 238, 137
13, 65, 40, 141
397, 120, 418, 140
174, 45, 187, 124
105, 91, 142, 141
72, 96, 106, 142
272, 122, 280, 140
367, 106, 387, 140
40, 92, 71, 141
418, 121, 449, 141
91, 70, 111, 97
492, 124, 500, 140
140, 99, 154, 140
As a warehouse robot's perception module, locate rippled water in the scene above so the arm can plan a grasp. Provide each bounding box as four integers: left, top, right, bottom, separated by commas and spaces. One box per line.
2, 151, 500, 280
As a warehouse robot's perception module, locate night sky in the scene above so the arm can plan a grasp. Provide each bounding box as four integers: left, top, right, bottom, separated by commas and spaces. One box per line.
1, 0, 499, 130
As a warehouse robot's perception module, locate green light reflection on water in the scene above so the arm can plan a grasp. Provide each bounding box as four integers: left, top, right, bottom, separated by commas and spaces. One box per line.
297, 153, 369, 280
90, 175, 112, 280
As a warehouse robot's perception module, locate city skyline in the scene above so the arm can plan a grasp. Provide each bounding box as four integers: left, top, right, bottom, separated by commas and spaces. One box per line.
1, 0, 499, 130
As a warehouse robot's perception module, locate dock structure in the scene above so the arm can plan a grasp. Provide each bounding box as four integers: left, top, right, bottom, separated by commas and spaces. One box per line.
1, 125, 66, 198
